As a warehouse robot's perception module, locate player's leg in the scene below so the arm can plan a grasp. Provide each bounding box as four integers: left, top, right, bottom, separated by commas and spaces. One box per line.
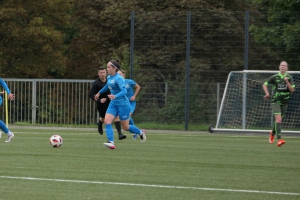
129, 102, 136, 126
271, 103, 285, 146
0, 120, 14, 142
114, 116, 126, 140
97, 104, 108, 135
129, 103, 138, 139
103, 104, 117, 149
130, 113, 138, 140
276, 105, 288, 147
272, 103, 281, 136
98, 117, 104, 135
119, 104, 146, 143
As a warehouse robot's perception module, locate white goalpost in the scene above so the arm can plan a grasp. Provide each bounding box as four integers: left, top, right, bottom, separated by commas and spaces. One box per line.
209, 70, 300, 134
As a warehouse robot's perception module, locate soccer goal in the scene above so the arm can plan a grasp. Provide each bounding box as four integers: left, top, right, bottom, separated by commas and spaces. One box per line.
209, 70, 300, 134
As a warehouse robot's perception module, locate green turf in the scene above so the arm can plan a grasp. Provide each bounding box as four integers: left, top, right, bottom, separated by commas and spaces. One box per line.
0, 128, 300, 200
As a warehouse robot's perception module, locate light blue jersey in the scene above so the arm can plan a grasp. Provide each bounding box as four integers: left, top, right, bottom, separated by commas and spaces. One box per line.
125, 79, 137, 113
99, 73, 128, 105
0, 79, 11, 106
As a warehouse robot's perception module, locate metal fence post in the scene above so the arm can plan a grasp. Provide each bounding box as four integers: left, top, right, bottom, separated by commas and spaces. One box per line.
244, 11, 249, 70
243, 11, 249, 129
217, 83, 220, 118
32, 79, 36, 124
185, 11, 191, 131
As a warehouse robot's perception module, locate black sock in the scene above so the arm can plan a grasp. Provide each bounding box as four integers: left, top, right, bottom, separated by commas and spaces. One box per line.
272, 122, 276, 136
114, 121, 122, 136
98, 121, 103, 134
276, 123, 282, 139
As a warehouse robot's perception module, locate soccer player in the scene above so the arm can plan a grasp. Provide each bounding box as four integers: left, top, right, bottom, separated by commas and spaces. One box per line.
0, 79, 15, 142
263, 61, 295, 147
94, 60, 146, 149
117, 70, 141, 140
89, 67, 126, 140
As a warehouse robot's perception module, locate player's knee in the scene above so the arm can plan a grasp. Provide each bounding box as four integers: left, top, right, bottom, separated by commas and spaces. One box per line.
275, 117, 282, 123
122, 124, 129, 131
104, 119, 113, 124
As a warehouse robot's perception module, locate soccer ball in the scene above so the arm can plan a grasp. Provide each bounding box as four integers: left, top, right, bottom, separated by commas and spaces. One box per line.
49, 135, 63, 148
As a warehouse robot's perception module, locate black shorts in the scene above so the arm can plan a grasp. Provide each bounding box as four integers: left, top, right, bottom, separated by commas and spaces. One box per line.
97, 102, 109, 118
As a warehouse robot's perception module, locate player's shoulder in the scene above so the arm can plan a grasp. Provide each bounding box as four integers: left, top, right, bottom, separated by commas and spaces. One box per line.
286, 73, 293, 78
126, 79, 136, 84
272, 73, 280, 77
268, 73, 279, 80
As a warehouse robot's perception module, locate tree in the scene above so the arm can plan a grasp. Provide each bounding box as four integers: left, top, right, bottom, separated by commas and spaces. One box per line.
69, 0, 258, 79
249, 0, 300, 70
0, 0, 73, 78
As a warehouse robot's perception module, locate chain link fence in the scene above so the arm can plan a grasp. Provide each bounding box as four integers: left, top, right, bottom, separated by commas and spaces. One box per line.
0, 11, 299, 130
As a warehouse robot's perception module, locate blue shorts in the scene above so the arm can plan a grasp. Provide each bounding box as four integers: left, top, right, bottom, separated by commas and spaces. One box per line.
130, 101, 136, 114
106, 102, 131, 120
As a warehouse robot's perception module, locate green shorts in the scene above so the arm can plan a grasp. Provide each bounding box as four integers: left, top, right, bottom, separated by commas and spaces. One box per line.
272, 103, 288, 117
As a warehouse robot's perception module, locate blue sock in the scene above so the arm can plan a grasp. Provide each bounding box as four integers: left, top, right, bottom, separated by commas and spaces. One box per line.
105, 124, 114, 142
0, 120, 9, 134
128, 125, 141, 135
129, 118, 135, 125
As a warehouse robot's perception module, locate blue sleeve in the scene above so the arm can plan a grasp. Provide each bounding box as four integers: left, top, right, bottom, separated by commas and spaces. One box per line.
128, 79, 137, 87
115, 78, 127, 98
99, 84, 109, 94
0, 79, 11, 94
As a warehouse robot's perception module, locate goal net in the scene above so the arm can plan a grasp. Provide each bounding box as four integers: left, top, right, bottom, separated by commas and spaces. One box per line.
210, 70, 300, 134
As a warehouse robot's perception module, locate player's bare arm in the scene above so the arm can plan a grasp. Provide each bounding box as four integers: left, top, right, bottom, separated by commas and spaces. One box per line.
284, 77, 294, 93
262, 84, 270, 99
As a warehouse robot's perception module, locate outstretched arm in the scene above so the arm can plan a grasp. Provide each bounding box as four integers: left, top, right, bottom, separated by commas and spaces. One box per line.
0, 79, 14, 100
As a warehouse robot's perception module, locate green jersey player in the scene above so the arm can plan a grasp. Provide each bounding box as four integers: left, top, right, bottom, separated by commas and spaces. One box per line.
263, 61, 295, 147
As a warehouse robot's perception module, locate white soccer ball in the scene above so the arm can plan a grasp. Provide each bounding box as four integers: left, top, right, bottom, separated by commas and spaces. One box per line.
49, 135, 63, 148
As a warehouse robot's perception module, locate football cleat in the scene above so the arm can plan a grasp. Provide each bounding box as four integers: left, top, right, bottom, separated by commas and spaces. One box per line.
5, 132, 14, 143
140, 129, 146, 143
119, 134, 127, 140
103, 142, 115, 149
277, 139, 285, 147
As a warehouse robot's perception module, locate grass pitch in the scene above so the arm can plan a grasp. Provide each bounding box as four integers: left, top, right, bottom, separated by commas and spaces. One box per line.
0, 127, 300, 200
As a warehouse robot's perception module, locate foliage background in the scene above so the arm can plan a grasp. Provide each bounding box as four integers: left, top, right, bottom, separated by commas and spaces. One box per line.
1, 0, 300, 128
1, 0, 299, 80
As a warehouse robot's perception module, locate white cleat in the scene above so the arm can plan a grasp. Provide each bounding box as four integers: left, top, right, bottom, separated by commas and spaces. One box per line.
140, 129, 146, 143
5, 132, 14, 142
103, 142, 115, 149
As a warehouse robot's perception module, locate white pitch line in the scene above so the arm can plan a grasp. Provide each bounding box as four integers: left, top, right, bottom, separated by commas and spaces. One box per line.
0, 176, 299, 196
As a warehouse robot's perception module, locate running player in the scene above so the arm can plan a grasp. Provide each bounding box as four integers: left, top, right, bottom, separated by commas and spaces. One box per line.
263, 61, 295, 147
